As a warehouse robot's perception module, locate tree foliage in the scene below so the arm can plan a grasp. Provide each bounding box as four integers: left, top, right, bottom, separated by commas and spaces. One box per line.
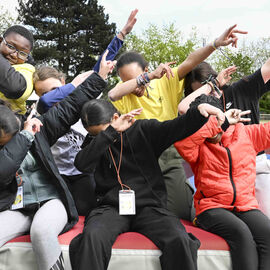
122, 23, 270, 113
210, 47, 254, 82
124, 23, 199, 71
17, 0, 116, 80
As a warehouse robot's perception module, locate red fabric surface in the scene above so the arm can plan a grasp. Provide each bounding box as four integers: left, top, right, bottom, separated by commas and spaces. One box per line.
7, 217, 229, 251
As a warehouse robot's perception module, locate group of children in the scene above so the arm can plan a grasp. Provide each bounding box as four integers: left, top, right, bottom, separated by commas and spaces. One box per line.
1, 8, 270, 270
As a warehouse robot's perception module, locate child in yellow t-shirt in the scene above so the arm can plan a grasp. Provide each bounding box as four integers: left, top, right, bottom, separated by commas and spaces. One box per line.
109, 24, 247, 221
0, 25, 35, 115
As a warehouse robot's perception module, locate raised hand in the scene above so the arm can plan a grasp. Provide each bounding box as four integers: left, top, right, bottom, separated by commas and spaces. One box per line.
24, 112, 43, 136
216, 66, 237, 87
132, 86, 145, 97
225, 109, 251, 125
111, 108, 143, 132
99, 50, 117, 80
198, 103, 225, 126
215, 24, 248, 48
120, 9, 138, 37
71, 70, 94, 87
149, 61, 176, 80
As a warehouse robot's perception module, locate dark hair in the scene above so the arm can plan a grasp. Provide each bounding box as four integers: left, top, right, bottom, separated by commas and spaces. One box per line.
81, 99, 119, 128
116, 51, 148, 73
190, 94, 223, 111
184, 62, 218, 97
3, 25, 34, 50
0, 104, 20, 138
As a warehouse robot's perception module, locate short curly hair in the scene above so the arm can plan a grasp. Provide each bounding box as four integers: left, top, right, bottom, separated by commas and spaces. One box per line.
3, 25, 34, 50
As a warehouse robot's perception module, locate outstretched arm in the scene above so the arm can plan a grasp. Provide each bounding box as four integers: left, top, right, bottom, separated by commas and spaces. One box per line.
93, 9, 138, 72
177, 24, 247, 80
108, 61, 175, 101
39, 52, 114, 146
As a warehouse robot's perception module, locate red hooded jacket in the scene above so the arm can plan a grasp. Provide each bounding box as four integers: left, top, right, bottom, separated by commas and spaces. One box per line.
174, 116, 270, 216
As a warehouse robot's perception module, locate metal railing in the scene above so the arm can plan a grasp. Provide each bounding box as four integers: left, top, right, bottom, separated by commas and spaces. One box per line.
260, 114, 270, 122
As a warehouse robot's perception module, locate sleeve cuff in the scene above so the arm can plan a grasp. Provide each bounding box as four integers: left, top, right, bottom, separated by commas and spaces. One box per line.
105, 125, 120, 141
20, 130, 35, 142
221, 117, 230, 132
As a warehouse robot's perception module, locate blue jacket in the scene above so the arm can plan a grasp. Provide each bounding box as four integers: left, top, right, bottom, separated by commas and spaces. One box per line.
38, 36, 123, 113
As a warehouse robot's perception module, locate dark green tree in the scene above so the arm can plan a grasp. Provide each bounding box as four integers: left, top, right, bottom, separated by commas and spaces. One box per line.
17, 0, 116, 80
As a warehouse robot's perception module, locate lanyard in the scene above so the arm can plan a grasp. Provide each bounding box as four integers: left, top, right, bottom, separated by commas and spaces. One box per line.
108, 132, 131, 190
16, 172, 23, 186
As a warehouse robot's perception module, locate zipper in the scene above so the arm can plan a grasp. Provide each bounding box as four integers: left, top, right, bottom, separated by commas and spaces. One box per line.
224, 147, 236, 205
27, 152, 40, 208
198, 190, 206, 205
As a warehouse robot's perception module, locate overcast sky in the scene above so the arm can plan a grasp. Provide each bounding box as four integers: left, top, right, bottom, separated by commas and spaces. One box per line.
98, 0, 270, 44
2, 0, 270, 44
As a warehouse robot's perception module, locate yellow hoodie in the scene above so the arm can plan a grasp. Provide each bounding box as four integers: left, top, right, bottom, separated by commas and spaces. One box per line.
0, 63, 35, 114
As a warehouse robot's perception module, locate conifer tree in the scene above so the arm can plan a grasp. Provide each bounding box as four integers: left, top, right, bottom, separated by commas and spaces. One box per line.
17, 0, 116, 79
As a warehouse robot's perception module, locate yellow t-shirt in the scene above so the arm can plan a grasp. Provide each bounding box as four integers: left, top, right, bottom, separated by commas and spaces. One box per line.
0, 63, 35, 115
112, 67, 184, 121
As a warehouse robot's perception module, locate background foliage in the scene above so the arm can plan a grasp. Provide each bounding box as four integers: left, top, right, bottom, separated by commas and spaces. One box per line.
2, 1, 270, 112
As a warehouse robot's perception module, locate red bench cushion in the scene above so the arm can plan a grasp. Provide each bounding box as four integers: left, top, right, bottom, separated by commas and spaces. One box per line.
8, 216, 229, 251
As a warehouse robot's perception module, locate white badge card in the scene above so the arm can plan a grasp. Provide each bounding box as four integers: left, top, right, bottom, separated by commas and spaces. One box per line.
11, 186, 24, 210
119, 190, 136, 215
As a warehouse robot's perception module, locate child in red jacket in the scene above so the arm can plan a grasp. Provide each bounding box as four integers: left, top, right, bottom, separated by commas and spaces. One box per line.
175, 94, 270, 270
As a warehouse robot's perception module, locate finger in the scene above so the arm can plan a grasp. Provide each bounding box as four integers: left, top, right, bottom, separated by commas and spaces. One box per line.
102, 50, 109, 62
200, 109, 209, 118
240, 117, 251, 122
226, 24, 237, 34
27, 107, 37, 121
167, 61, 176, 66
132, 8, 139, 17
165, 67, 173, 79
240, 110, 251, 116
231, 30, 248, 34
167, 66, 174, 78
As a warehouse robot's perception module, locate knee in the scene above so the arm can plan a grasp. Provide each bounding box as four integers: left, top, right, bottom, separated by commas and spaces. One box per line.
30, 224, 57, 244
229, 224, 255, 249
164, 230, 200, 252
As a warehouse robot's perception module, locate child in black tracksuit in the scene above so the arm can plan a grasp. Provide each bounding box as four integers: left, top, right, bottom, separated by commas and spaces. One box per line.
69, 98, 223, 270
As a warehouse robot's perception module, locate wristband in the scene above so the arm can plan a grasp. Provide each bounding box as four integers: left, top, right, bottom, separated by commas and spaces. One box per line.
119, 31, 125, 39
212, 38, 218, 50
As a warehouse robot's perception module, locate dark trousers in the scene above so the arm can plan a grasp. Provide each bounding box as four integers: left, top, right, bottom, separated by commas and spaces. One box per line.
158, 145, 195, 221
69, 205, 200, 270
62, 173, 96, 216
196, 208, 270, 270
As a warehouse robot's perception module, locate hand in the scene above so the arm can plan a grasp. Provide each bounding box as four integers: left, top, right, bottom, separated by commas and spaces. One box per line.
24, 114, 43, 135
99, 50, 117, 80
132, 86, 145, 97
111, 108, 143, 132
198, 103, 225, 126
71, 70, 94, 87
120, 9, 138, 37
224, 109, 251, 125
149, 62, 176, 80
216, 66, 237, 87
215, 24, 248, 48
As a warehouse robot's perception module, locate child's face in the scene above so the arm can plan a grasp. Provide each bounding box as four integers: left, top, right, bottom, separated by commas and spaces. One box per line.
34, 77, 64, 97
0, 131, 13, 148
0, 32, 31, 65
118, 62, 144, 82
118, 62, 148, 97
